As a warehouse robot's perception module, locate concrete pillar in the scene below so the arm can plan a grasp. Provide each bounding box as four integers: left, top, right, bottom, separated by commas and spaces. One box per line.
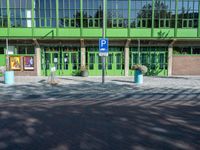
81, 46, 86, 67
124, 47, 130, 77
35, 47, 41, 76
168, 46, 173, 76
80, 39, 86, 67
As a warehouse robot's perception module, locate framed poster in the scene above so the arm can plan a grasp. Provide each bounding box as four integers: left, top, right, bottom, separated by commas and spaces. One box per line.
24, 56, 34, 70
9, 56, 21, 70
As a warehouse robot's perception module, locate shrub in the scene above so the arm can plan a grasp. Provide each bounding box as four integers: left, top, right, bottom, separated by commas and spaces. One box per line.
131, 64, 148, 74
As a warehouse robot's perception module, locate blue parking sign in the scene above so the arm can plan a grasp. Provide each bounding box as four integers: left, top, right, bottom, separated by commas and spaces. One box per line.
99, 38, 108, 56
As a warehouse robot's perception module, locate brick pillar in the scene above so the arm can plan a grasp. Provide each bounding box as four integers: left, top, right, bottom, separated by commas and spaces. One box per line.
124, 47, 130, 77
81, 46, 86, 67
168, 46, 173, 76
35, 47, 41, 76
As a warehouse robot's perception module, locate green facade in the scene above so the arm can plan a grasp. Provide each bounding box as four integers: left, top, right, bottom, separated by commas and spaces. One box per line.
1, 0, 200, 77
0, 0, 199, 39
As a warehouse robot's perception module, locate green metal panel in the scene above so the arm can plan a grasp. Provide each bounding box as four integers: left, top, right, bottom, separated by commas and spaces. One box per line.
34, 28, 57, 38
0, 55, 6, 66
0, 29, 8, 37
58, 29, 81, 37
9, 28, 33, 37
82, 29, 102, 37
106, 29, 128, 37
177, 29, 198, 37
154, 29, 174, 38
130, 29, 151, 37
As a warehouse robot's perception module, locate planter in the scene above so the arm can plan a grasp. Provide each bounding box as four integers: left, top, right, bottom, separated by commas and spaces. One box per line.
81, 70, 89, 77
4, 71, 15, 85
134, 69, 143, 84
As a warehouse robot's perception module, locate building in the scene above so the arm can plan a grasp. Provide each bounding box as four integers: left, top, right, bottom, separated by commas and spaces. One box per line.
0, 0, 200, 77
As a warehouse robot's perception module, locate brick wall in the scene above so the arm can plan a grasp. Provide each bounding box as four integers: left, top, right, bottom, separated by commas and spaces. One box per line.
172, 56, 200, 75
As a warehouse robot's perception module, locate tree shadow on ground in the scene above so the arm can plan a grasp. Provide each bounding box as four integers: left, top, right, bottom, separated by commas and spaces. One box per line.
0, 78, 200, 101
0, 100, 200, 150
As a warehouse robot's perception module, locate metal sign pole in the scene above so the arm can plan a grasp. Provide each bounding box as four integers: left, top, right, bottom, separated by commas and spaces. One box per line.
102, 0, 106, 84
6, 38, 9, 70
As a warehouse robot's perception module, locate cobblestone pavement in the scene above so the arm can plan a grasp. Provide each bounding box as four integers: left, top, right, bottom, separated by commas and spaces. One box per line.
0, 76, 200, 150
0, 76, 200, 101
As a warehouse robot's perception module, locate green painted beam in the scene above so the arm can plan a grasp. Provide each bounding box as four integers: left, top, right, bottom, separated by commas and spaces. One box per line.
6, 0, 10, 37
32, 0, 35, 37
80, 0, 83, 37
56, 0, 59, 36
151, 0, 155, 37
175, 0, 178, 37
128, 0, 131, 37
198, 0, 200, 37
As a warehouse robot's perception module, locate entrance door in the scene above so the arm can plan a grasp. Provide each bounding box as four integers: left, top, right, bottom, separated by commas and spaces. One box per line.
43, 51, 61, 76
106, 52, 124, 76
129, 47, 168, 76
87, 50, 124, 76
61, 51, 80, 76
87, 51, 102, 76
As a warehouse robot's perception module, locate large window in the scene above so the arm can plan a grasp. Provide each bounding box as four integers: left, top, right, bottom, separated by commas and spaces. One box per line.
35, 0, 56, 27
59, 0, 80, 28
83, 0, 103, 28
107, 0, 128, 28
154, 0, 176, 28
177, 0, 199, 28
131, 0, 152, 28
17, 46, 35, 54
9, 0, 32, 27
0, 0, 7, 27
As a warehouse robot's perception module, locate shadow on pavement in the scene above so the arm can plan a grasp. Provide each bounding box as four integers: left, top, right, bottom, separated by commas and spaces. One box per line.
0, 100, 200, 150
0, 79, 200, 101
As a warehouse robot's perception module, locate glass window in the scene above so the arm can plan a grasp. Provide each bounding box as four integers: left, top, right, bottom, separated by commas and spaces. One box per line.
0, 47, 4, 54
0, 0, 8, 27
9, 0, 32, 28
107, 0, 128, 28
177, 0, 199, 28
59, 0, 81, 28
35, 0, 57, 27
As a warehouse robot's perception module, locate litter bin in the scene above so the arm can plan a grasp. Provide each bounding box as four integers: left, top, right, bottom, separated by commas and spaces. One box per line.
134, 69, 143, 84
4, 71, 14, 85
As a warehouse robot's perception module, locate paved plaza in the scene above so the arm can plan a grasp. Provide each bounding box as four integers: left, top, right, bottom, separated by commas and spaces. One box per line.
1, 76, 200, 101
0, 76, 200, 150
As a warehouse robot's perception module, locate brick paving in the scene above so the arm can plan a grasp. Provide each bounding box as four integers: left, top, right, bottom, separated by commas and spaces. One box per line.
0, 76, 200, 101
0, 76, 200, 150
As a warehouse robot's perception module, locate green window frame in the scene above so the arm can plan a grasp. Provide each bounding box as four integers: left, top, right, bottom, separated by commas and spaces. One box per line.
107, 0, 128, 28
9, 0, 32, 28
59, 0, 80, 28
83, 0, 103, 28
177, 0, 199, 28
17, 46, 35, 54
130, 0, 152, 28
0, 0, 8, 27
35, 0, 56, 27
154, 0, 176, 28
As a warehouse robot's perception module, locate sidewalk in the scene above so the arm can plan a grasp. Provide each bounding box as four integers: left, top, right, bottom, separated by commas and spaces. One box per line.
0, 76, 200, 101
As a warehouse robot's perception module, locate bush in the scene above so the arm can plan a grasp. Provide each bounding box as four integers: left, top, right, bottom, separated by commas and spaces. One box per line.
131, 64, 148, 74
